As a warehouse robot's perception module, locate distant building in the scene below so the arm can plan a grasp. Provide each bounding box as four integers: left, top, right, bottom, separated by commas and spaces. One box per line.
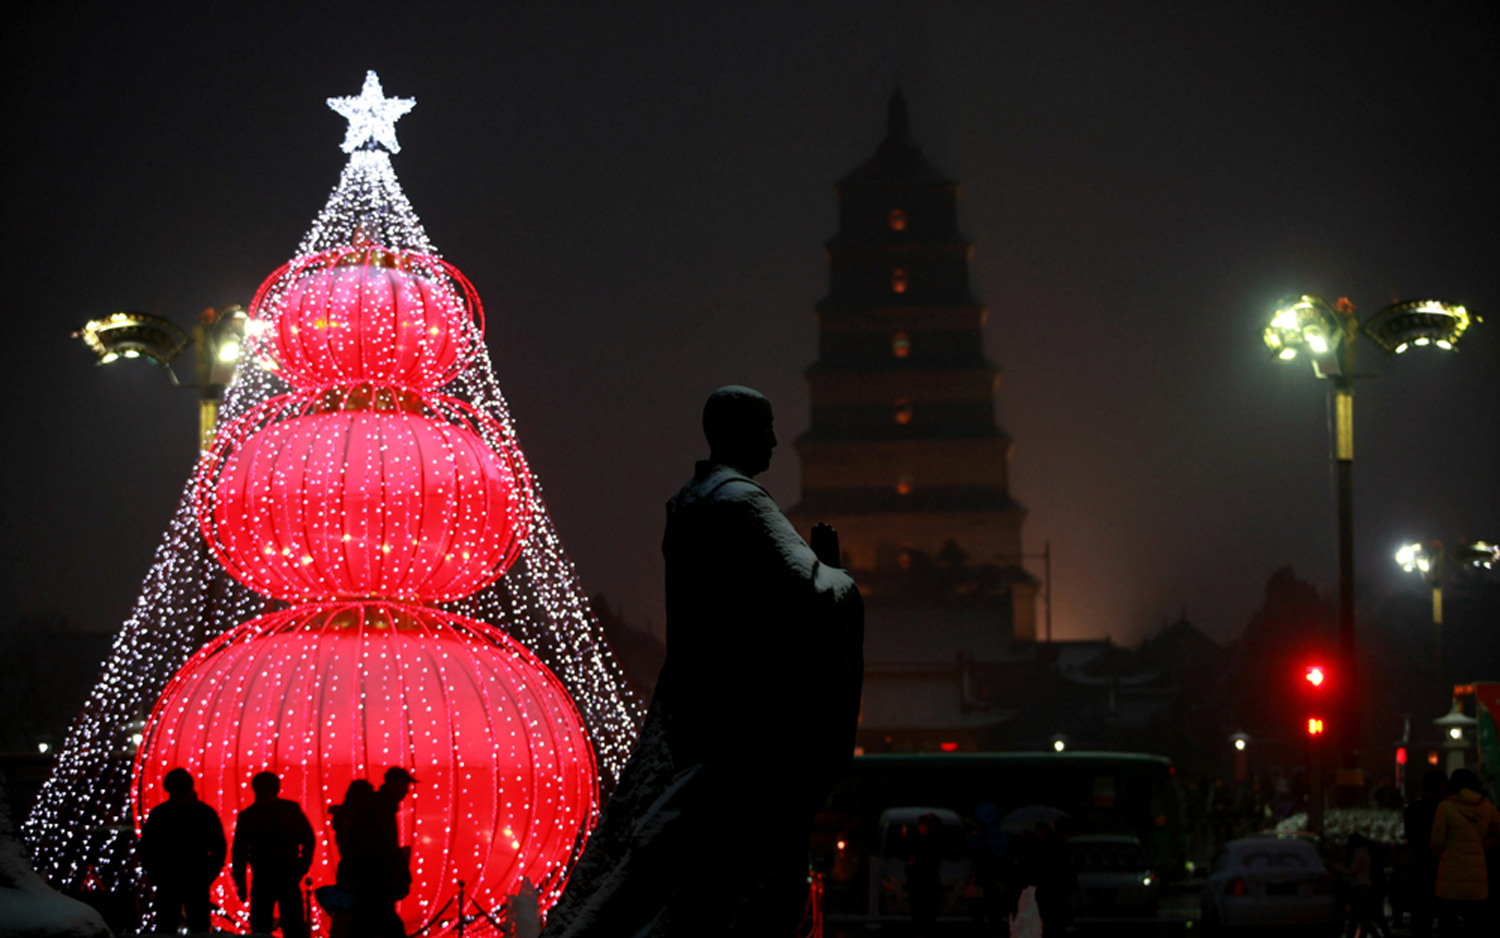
788, 90, 1038, 750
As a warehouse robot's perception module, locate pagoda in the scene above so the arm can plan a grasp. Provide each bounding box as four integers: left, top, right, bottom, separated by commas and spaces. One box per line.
788, 91, 1038, 750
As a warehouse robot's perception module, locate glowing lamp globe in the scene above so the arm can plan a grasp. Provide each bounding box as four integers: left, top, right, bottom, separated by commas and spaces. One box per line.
251, 246, 483, 391
200, 398, 531, 602
133, 602, 599, 932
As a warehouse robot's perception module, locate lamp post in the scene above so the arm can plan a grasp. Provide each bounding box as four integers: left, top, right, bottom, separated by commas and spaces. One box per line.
1264, 296, 1479, 774
1433, 700, 1477, 775
1229, 731, 1251, 783
75, 305, 251, 447
1396, 539, 1499, 710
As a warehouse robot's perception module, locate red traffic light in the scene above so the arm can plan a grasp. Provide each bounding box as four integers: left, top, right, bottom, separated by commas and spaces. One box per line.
1396, 747, 1408, 765
1305, 666, 1326, 687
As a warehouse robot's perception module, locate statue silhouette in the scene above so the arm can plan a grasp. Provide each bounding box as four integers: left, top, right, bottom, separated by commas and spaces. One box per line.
138, 767, 227, 934
232, 771, 316, 938
543, 386, 864, 937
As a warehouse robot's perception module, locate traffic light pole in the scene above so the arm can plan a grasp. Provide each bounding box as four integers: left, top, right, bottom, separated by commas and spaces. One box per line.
1309, 728, 1325, 839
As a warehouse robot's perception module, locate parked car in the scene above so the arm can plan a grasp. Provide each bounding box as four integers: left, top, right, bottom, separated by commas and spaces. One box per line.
1070, 834, 1159, 917
868, 807, 971, 917
1200, 836, 1335, 933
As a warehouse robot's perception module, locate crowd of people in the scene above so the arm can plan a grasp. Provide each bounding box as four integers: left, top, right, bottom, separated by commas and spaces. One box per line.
137, 766, 416, 937
893, 808, 1077, 936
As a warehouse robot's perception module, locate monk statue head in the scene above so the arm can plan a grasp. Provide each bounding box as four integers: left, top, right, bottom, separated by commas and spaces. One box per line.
703, 386, 776, 477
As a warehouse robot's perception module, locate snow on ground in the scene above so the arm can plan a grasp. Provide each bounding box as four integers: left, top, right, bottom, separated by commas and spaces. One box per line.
0, 775, 111, 938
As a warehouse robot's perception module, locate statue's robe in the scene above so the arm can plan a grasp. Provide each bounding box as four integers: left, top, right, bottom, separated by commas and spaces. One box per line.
543, 461, 864, 937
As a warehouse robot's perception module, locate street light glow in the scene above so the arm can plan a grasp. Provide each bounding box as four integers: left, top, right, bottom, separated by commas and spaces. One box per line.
1053, 739, 1066, 752
1264, 296, 1344, 370
1396, 542, 1431, 573
1460, 541, 1498, 570
74, 310, 189, 367
1362, 299, 1479, 354
1234, 738, 1246, 751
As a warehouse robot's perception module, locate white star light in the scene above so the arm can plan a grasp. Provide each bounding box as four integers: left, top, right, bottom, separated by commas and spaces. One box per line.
328, 70, 415, 154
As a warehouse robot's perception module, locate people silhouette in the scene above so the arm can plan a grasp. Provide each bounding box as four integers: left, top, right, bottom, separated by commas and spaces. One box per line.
138, 767, 227, 934
541, 386, 865, 937
232, 771, 315, 938
906, 813, 945, 934
340, 768, 417, 938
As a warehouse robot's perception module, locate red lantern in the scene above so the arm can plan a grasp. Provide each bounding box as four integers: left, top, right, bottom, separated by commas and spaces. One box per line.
250, 246, 483, 391
200, 392, 531, 602
134, 602, 599, 931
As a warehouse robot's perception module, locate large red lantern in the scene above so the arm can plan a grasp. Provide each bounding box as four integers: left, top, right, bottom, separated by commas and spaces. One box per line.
199, 391, 531, 603
250, 246, 483, 391
134, 602, 599, 932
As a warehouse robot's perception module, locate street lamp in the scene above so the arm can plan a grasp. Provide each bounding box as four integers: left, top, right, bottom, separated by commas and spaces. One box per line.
1263, 295, 1479, 774
75, 305, 251, 447
1395, 539, 1498, 708
1432, 700, 1477, 775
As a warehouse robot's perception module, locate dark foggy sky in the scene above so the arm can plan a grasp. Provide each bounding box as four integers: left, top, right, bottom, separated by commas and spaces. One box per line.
3, 2, 1497, 647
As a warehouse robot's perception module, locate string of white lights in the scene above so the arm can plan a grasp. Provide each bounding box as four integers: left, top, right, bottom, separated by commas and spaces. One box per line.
24, 92, 643, 915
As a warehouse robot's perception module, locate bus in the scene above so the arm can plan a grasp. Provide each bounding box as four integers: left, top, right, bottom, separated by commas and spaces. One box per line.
812, 751, 1185, 918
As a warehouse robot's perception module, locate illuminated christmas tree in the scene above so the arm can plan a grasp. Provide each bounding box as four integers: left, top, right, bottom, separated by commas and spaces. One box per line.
25, 71, 641, 933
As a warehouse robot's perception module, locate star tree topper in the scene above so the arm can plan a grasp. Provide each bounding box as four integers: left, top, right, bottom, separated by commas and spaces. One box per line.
328, 70, 415, 154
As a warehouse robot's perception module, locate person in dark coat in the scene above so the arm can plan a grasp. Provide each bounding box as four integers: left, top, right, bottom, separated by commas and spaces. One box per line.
341, 768, 416, 938
330, 780, 375, 890
1405, 769, 1448, 937
906, 814, 945, 934
1032, 817, 1077, 933
541, 386, 865, 937
232, 771, 316, 938
320, 779, 375, 938
138, 767, 227, 934
969, 804, 1010, 934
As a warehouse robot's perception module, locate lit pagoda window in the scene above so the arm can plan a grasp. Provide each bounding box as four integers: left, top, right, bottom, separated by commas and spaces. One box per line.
892, 332, 911, 358
896, 474, 914, 495
891, 268, 909, 294
888, 209, 907, 231
893, 399, 913, 425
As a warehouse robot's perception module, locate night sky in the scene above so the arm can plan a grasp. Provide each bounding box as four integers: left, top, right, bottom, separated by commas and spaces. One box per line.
4, 3, 1497, 647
